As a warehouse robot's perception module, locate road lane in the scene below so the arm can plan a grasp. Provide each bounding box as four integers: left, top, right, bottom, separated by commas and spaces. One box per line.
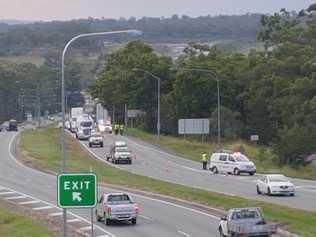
0, 131, 220, 237
80, 133, 316, 211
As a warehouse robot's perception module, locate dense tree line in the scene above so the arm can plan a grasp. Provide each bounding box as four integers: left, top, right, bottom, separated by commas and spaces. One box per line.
92, 9, 316, 166
0, 14, 262, 56
0, 57, 83, 123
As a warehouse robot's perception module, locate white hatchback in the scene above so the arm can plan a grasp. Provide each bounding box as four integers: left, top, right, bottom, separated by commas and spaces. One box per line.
256, 174, 295, 196
209, 150, 256, 176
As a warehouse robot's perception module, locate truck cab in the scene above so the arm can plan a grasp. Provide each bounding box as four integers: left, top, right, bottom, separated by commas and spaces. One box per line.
8, 119, 18, 131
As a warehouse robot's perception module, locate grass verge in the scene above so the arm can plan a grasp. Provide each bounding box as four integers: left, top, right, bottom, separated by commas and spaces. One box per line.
0, 205, 54, 237
127, 128, 316, 180
19, 127, 316, 237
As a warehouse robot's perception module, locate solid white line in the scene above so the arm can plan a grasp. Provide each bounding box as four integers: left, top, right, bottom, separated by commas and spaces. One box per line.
177, 230, 191, 237
49, 212, 63, 217
67, 218, 81, 223
139, 214, 151, 220
80, 226, 92, 231
8, 132, 221, 234
7, 132, 116, 237
6, 195, 27, 200
19, 200, 41, 205
33, 206, 53, 210
0, 191, 15, 195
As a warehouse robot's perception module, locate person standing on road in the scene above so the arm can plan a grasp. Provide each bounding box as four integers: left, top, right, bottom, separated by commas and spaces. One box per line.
202, 152, 208, 170
114, 124, 119, 135
120, 124, 124, 135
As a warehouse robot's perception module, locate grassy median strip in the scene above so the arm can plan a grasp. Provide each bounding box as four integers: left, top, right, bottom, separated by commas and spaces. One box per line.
20, 128, 316, 237
0, 205, 54, 237
127, 128, 316, 180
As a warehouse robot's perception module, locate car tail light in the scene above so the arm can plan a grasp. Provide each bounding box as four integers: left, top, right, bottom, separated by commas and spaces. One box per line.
106, 207, 112, 215
134, 204, 139, 214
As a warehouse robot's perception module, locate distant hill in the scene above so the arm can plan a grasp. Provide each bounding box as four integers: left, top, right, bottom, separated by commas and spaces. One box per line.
0, 19, 33, 25
0, 14, 262, 56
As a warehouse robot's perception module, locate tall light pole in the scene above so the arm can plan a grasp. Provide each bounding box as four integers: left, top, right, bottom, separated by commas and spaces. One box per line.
60, 29, 141, 237
174, 68, 221, 147
132, 68, 161, 140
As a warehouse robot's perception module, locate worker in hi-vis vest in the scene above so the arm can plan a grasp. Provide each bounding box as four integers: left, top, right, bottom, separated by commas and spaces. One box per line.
119, 124, 124, 135
202, 152, 208, 170
114, 124, 119, 135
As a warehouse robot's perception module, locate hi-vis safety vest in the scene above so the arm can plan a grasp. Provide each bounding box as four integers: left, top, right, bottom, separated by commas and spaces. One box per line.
114, 124, 119, 130
120, 124, 124, 130
202, 153, 207, 162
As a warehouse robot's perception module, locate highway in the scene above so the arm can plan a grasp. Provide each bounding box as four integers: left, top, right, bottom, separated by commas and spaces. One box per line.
0, 130, 220, 237
80, 133, 316, 212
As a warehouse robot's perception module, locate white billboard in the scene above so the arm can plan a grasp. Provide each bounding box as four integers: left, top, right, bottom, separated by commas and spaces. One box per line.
178, 119, 210, 135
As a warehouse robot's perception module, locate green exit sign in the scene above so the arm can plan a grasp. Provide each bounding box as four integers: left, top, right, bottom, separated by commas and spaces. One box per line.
57, 173, 97, 208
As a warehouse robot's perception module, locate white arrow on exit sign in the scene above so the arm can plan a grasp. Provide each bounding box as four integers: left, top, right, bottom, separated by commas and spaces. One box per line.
72, 192, 82, 202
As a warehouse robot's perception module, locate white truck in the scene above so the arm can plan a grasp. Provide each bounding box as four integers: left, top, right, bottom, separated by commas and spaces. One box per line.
219, 207, 277, 237
95, 193, 139, 225
75, 114, 94, 140
70, 107, 83, 133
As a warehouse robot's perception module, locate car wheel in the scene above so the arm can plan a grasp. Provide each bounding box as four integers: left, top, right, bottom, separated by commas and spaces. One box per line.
257, 185, 261, 195
95, 210, 102, 222
267, 187, 272, 196
249, 172, 255, 176
212, 166, 218, 174
89, 143, 92, 147
233, 168, 240, 176
290, 193, 295, 197
105, 218, 111, 225
101, 143, 104, 147
131, 218, 137, 225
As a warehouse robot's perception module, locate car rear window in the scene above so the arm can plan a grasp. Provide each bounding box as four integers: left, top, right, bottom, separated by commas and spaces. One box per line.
107, 194, 132, 205
232, 210, 260, 220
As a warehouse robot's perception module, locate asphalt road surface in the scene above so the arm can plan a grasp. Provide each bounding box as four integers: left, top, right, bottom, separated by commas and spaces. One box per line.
80, 133, 316, 212
0, 130, 220, 237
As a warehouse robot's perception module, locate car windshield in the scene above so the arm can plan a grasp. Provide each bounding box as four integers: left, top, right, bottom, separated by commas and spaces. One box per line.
107, 194, 132, 205
81, 121, 92, 127
91, 134, 101, 137
234, 154, 249, 162
232, 210, 260, 220
116, 147, 129, 152
269, 176, 288, 182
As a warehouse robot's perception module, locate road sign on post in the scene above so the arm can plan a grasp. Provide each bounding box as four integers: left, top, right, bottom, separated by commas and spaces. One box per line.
57, 173, 97, 208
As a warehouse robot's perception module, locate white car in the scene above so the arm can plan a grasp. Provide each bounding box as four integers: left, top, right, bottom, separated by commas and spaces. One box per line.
256, 174, 295, 196
89, 132, 103, 147
95, 193, 139, 225
209, 150, 256, 176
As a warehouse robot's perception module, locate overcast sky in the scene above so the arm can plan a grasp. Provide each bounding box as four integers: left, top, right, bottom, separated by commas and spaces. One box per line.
0, 0, 315, 21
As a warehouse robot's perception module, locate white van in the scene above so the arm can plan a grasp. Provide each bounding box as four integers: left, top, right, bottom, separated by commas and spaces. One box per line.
209, 150, 256, 176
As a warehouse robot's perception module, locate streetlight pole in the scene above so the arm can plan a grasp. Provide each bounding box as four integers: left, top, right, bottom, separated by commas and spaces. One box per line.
60, 29, 141, 237
174, 68, 221, 147
132, 68, 161, 140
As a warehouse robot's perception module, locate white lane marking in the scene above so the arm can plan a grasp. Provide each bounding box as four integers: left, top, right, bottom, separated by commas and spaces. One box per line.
49, 212, 63, 217
123, 136, 204, 173
80, 226, 92, 231
8, 132, 52, 178
177, 230, 191, 237
67, 218, 81, 223
9, 132, 220, 230
6, 195, 27, 200
0, 185, 116, 237
0, 191, 15, 195
19, 200, 41, 205
139, 214, 151, 220
33, 206, 53, 210
77, 139, 124, 171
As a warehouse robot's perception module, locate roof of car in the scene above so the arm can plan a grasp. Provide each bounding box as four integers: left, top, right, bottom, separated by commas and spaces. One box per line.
266, 174, 286, 178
